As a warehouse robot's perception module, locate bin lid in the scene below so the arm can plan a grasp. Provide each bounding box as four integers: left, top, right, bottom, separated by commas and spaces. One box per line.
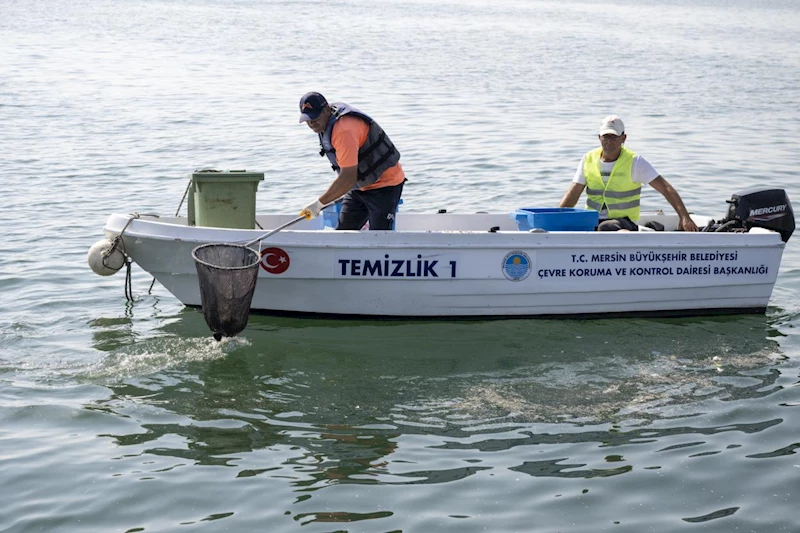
192, 170, 265, 182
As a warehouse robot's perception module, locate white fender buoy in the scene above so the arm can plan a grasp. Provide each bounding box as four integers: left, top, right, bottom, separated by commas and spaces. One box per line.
88, 238, 126, 276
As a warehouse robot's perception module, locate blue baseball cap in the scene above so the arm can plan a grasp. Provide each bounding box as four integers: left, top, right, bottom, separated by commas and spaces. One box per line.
298, 92, 328, 123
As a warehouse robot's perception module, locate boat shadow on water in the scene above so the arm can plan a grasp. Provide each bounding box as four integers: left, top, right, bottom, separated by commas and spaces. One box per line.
83, 309, 793, 481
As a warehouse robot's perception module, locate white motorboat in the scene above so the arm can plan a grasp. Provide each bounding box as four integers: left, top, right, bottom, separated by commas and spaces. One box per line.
92, 187, 794, 319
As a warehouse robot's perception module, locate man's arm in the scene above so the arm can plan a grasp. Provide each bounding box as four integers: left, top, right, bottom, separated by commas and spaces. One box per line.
319, 166, 358, 205
648, 176, 699, 231
301, 118, 362, 219
559, 182, 586, 208
320, 118, 363, 203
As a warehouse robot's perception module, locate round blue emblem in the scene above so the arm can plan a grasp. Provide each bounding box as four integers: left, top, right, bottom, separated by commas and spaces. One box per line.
502, 251, 531, 281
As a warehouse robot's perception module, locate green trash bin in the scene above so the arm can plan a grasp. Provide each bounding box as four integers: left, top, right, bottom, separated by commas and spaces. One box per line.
188, 170, 264, 229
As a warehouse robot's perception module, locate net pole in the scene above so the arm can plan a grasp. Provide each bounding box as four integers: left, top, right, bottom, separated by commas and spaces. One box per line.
243, 201, 338, 248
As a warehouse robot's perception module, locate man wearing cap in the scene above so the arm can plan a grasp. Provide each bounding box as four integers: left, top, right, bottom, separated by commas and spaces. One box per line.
298, 92, 405, 230
559, 115, 698, 232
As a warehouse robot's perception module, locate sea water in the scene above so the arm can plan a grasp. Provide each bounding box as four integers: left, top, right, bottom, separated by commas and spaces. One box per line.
2, 0, 800, 531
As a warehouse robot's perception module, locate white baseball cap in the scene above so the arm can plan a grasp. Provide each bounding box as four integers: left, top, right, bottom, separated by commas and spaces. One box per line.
599, 115, 625, 136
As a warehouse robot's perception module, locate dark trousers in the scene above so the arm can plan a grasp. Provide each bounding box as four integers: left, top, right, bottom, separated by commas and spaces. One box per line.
337, 181, 405, 230
597, 216, 639, 231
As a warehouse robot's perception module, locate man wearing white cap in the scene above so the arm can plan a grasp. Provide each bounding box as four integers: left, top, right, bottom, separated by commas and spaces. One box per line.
559, 115, 698, 232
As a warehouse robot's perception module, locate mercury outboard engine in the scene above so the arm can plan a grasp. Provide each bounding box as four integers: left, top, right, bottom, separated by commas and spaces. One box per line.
711, 187, 795, 242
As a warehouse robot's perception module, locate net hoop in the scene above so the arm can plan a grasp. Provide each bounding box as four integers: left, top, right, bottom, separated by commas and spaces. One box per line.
191, 243, 261, 270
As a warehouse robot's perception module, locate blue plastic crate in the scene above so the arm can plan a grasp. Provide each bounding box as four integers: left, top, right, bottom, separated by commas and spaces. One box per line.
323, 199, 403, 229
322, 201, 342, 228
511, 207, 598, 232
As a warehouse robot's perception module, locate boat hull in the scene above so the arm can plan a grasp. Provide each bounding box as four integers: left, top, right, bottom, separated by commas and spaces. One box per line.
104, 213, 785, 318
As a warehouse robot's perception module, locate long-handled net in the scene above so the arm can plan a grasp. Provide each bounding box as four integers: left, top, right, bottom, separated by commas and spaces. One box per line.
192, 243, 260, 340
190, 213, 322, 340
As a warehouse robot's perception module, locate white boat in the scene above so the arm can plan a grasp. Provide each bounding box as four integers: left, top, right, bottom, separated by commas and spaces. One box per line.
94, 187, 795, 319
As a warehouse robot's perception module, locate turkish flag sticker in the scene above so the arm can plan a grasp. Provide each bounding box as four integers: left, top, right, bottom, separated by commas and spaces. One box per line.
259, 247, 290, 274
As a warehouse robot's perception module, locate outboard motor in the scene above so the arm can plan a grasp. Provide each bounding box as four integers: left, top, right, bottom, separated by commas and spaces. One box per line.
720, 187, 795, 242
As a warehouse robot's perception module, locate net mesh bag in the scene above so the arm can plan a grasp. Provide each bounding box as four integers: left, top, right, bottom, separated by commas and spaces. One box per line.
192, 243, 260, 340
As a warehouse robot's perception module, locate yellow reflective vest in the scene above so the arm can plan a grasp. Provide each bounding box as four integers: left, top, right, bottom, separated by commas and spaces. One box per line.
584, 146, 641, 221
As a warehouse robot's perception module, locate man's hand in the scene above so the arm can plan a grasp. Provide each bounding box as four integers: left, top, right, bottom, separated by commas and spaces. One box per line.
300, 199, 325, 220
679, 216, 699, 232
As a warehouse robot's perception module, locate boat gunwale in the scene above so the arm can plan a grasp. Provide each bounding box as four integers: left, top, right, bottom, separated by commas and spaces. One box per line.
104, 214, 786, 251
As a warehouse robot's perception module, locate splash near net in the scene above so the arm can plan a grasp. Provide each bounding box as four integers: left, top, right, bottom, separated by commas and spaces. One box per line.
192, 243, 260, 340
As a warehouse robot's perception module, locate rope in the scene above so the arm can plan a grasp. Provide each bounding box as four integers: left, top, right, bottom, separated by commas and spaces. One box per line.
103, 235, 126, 271
124, 258, 134, 301
126, 209, 166, 294
112, 213, 141, 301
175, 175, 193, 217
